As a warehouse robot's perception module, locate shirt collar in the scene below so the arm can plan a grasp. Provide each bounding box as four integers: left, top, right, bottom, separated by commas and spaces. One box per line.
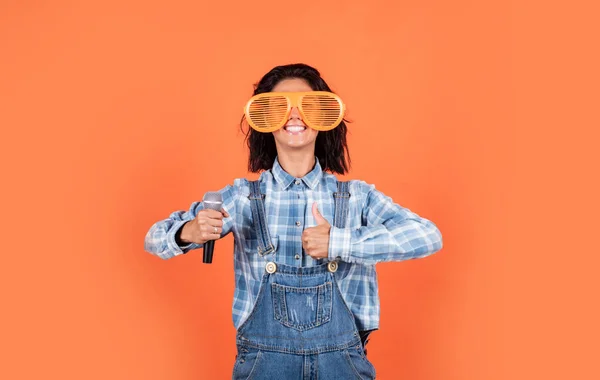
272, 156, 323, 190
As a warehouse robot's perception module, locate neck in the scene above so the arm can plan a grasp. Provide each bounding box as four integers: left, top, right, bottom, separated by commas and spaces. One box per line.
276, 150, 316, 178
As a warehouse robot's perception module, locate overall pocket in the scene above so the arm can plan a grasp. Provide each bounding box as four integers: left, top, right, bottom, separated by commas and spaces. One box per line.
271, 281, 333, 331
232, 347, 263, 380
344, 345, 377, 380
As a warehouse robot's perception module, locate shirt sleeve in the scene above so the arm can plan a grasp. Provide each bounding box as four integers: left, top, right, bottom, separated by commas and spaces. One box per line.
144, 182, 239, 260
328, 182, 443, 265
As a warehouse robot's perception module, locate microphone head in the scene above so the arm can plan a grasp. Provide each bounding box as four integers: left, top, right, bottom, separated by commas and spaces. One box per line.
203, 192, 223, 211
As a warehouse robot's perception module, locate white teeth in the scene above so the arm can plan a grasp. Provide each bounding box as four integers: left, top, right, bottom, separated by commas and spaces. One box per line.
285, 126, 305, 133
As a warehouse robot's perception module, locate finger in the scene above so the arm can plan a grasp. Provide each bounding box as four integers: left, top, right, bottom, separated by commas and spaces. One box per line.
197, 218, 223, 230
312, 202, 328, 226
199, 209, 224, 219
306, 250, 319, 259
302, 239, 308, 250
201, 223, 222, 232
221, 208, 230, 218
202, 225, 222, 237
204, 218, 224, 228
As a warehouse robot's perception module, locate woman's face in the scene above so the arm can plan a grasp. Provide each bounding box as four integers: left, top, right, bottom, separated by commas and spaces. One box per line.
271, 78, 319, 152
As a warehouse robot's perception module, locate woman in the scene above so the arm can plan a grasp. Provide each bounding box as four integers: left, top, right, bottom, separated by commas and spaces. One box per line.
144, 63, 443, 379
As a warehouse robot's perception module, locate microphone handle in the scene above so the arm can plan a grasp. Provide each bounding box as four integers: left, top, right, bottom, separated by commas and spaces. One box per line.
203, 240, 215, 264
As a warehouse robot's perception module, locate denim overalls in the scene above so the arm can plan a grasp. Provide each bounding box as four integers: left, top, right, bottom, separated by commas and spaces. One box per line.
232, 181, 376, 380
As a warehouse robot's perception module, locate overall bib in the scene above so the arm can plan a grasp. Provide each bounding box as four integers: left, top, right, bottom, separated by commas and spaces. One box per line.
232, 181, 376, 380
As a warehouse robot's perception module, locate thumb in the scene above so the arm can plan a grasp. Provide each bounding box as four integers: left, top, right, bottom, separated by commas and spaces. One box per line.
312, 202, 328, 226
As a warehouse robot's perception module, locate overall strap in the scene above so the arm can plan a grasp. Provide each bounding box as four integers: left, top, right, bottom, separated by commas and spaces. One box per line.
248, 180, 275, 256
333, 181, 351, 229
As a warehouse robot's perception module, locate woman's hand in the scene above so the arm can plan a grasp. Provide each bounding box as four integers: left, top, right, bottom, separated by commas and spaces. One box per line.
302, 203, 331, 259
180, 208, 230, 245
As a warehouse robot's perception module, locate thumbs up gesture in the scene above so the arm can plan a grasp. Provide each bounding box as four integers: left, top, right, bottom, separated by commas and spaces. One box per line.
302, 202, 331, 259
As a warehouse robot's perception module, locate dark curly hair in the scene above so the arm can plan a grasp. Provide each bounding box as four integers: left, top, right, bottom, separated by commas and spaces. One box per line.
240, 63, 351, 174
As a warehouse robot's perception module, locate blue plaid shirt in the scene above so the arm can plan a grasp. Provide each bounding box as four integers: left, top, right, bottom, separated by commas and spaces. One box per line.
144, 157, 443, 331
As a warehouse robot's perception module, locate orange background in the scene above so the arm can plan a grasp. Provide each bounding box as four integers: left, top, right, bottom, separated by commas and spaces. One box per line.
1, 1, 598, 379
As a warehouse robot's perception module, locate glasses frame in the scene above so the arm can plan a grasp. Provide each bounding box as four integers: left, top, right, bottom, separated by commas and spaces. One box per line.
244, 91, 346, 132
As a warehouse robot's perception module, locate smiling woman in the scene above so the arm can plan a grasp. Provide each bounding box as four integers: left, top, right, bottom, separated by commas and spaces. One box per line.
241, 64, 352, 175
144, 63, 443, 379
271, 79, 320, 148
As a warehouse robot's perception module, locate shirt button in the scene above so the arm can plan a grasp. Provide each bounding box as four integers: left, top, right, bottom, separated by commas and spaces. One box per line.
295, 179, 301, 185
295, 221, 301, 226
295, 254, 300, 260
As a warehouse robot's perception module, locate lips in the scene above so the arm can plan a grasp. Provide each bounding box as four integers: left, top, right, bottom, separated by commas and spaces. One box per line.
284, 125, 306, 134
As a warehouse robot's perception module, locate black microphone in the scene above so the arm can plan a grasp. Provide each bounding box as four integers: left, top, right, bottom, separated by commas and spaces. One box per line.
202, 192, 223, 264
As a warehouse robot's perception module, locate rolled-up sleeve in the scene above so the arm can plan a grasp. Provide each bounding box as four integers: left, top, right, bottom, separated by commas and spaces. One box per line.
144, 183, 239, 260
329, 183, 443, 265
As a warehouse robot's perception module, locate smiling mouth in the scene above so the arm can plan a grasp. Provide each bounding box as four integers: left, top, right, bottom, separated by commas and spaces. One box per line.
283, 125, 307, 134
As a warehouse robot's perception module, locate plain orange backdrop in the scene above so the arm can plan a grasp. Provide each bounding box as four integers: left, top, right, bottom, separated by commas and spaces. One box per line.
1, 1, 599, 379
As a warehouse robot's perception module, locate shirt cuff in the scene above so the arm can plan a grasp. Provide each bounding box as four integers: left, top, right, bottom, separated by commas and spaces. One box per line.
328, 226, 352, 262
167, 220, 201, 255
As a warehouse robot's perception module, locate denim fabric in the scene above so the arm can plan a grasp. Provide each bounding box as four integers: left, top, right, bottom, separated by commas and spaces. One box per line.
232, 187, 376, 379
232, 263, 376, 380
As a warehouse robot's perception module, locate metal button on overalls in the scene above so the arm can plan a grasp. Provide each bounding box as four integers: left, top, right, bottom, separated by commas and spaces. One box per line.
327, 261, 338, 273
265, 262, 277, 274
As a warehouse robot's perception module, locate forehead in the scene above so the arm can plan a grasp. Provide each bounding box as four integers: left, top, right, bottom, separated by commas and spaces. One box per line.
272, 78, 313, 92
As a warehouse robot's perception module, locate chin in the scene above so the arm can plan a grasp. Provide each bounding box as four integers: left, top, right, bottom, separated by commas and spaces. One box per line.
274, 130, 317, 149
285, 141, 315, 149
274, 139, 316, 151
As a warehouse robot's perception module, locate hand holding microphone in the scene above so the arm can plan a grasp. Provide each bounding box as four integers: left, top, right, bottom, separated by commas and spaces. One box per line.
179, 192, 229, 263
201, 192, 224, 263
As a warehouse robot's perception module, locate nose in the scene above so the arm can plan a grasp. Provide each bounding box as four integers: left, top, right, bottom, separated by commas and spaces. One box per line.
289, 106, 302, 120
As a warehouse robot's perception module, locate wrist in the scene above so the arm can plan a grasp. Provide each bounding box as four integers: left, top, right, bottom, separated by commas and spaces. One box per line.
177, 221, 193, 244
